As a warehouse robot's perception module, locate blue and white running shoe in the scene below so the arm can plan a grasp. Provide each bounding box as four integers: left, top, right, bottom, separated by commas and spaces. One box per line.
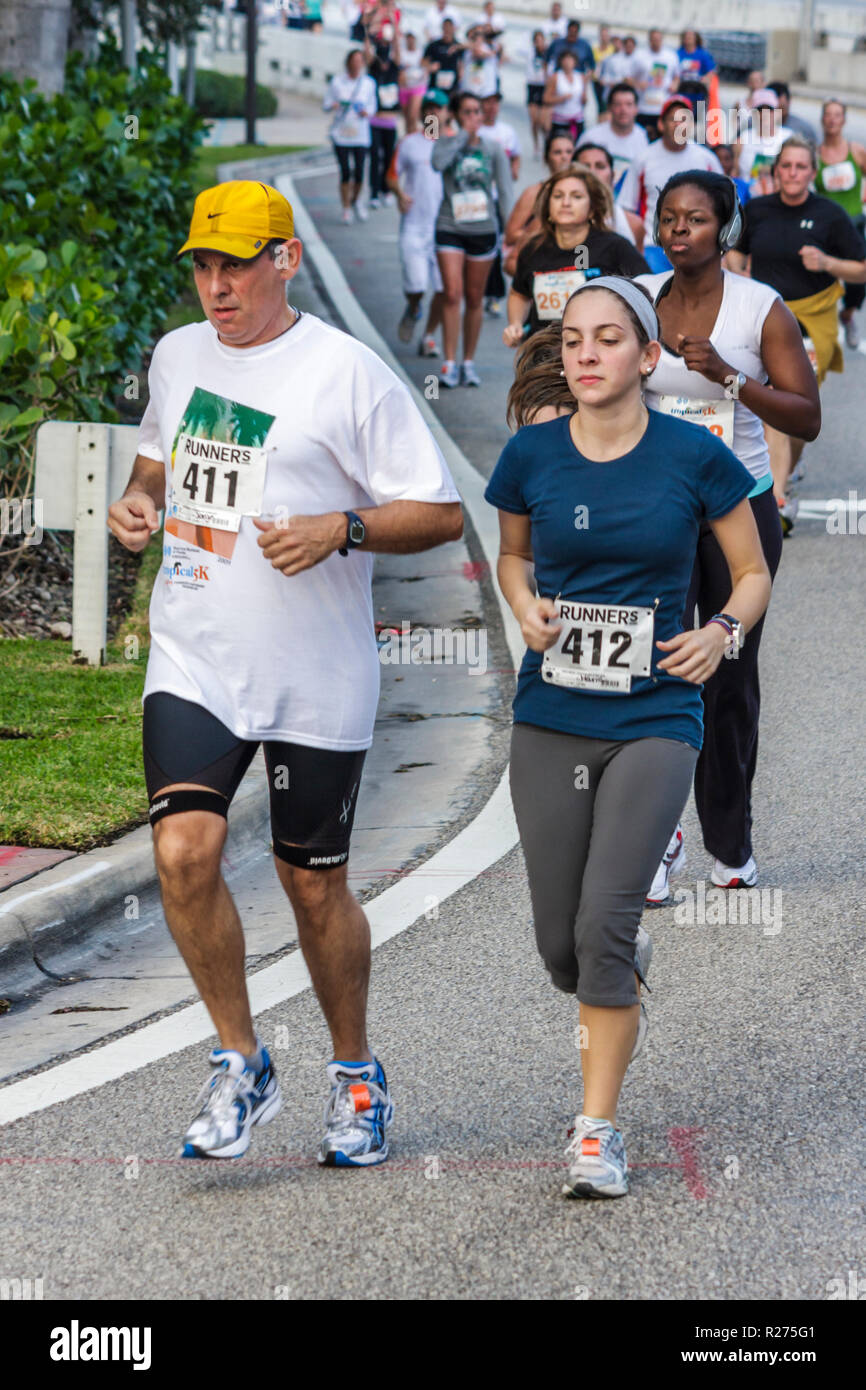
563, 1115, 629, 1199
180, 1047, 282, 1160
318, 1058, 394, 1167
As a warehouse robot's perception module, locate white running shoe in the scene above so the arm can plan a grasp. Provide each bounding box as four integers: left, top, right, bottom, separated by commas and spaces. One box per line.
645, 823, 685, 907
844, 316, 860, 350
440, 361, 460, 389
340, 207, 353, 225
181, 1048, 282, 1160
711, 856, 758, 888
368, 195, 382, 210
563, 1116, 628, 1198
354, 201, 369, 222
778, 495, 798, 537
418, 334, 440, 358
460, 361, 481, 387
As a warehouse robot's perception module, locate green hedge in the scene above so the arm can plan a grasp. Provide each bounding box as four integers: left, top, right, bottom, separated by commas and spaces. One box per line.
184, 68, 278, 119
0, 41, 206, 495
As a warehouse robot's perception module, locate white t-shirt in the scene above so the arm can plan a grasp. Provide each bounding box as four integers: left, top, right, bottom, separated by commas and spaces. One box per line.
551, 70, 584, 123
600, 50, 644, 90
324, 72, 379, 148
543, 17, 568, 41
423, 4, 462, 42
459, 51, 499, 98
738, 124, 793, 197
634, 45, 680, 115
618, 139, 723, 241
472, 9, 505, 33
580, 120, 648, 190
612, 201, 636, 244
636, 270, 780, 484
396, 131, 444, 227
482, 117, 521, 159
137, 316, 460, 748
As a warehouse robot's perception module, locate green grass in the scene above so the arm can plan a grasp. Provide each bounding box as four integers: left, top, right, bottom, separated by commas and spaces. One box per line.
193, 143, 307, 195
0, 536, 163, 850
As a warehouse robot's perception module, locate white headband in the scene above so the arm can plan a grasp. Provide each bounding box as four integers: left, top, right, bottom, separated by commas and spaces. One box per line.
568, 275, 659, 342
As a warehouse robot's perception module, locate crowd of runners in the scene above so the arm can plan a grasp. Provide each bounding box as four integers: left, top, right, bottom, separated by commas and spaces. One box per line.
106, 3, 865, 1199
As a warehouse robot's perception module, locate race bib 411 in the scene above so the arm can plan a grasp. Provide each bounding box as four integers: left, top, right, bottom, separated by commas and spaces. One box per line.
170, 432, 268, 533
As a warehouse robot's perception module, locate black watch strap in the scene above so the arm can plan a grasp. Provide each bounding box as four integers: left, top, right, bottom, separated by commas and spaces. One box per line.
339, 510, 365, 557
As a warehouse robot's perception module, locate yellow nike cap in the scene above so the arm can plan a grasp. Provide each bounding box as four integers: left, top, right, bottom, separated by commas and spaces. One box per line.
177, 181, 295, 259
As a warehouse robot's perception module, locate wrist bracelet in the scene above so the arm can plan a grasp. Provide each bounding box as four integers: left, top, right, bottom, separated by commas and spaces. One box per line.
706, 616, 733, 637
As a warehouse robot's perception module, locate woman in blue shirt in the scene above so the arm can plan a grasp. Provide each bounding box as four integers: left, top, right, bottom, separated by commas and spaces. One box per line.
677, 29, 715, 110
484, 276, 771, 1199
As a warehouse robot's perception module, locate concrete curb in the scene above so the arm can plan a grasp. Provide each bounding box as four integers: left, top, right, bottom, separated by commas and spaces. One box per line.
0, 763, 270, 998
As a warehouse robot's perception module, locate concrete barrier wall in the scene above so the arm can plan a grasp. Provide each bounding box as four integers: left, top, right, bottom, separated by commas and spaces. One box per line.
197, 8, 866, 101
808, 48, 866, 89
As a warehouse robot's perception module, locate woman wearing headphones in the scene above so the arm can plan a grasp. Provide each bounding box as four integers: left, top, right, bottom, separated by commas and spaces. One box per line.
637, 171, 820, 902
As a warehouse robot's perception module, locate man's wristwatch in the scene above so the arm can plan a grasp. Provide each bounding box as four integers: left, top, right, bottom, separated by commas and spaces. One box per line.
707, 612, 745, 651
338, 510, 365, 557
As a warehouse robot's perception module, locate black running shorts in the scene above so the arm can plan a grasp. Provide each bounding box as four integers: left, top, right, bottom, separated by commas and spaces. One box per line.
142, 692, 366, 871
434, 226, 498, 258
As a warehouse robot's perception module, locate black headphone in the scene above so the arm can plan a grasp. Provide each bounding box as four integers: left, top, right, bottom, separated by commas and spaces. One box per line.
653, 178, 744, 252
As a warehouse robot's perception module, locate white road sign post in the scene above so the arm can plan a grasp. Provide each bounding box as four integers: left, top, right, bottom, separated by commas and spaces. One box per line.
34, 421, 141, 666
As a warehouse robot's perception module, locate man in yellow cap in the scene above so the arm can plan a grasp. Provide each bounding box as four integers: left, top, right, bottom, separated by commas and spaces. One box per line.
108, 180, 463, 1167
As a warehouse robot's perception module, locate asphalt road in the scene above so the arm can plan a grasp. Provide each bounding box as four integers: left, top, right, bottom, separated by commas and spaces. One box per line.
0, 85, 864, 1308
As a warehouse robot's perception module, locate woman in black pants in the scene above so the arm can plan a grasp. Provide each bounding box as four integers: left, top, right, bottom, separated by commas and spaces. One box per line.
637, 171, 820, 898
367, 40, 403, 207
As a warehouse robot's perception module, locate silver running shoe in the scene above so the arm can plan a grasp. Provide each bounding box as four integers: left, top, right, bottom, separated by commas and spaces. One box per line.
630, 924, 653, 1063
181, 1048, 282, 1160
318, 1059, 394, 1167
645, 822, 686, 907
563, 1116, 629, 1198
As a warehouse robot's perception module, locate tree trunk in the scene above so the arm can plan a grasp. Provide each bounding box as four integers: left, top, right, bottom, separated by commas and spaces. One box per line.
184, 35, 197, 106
120, 0, 136, 72
0, 0, 72, 95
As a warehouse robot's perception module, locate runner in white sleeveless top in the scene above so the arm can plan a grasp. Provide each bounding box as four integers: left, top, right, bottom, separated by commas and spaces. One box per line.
635, 170, 820, 899
544, 51, 585, 143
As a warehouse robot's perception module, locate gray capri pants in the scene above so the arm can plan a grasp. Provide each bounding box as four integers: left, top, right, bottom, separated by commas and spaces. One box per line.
509, 723, 698, 1006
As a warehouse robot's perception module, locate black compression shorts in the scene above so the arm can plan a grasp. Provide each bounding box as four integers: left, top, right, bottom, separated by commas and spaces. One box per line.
142, 692, 366, 871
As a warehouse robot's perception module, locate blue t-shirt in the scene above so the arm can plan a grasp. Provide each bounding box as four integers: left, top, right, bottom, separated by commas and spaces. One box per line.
677, 46, 716, 79
484, 408, 754, 750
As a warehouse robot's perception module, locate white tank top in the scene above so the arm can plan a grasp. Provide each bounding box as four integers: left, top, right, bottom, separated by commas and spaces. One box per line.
552, 71, 583, 122
635, 269, 780, 484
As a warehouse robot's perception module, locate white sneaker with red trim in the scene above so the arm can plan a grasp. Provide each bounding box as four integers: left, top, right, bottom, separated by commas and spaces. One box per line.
711, 856, 758, 888
645, 823, 686, 907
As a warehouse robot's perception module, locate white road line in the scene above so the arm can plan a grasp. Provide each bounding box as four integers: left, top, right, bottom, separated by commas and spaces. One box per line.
0, 171, 525, 1127
0, 774, 515, 1125
795, 497, 866, 520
